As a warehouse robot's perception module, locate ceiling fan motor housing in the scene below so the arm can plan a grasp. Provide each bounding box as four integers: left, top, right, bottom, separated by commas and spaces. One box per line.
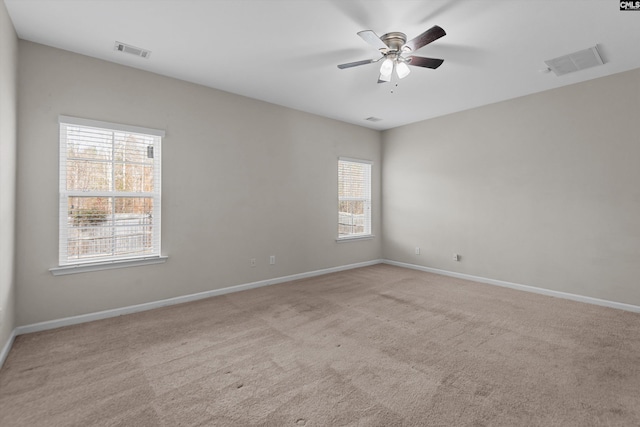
380, 32, 407, 52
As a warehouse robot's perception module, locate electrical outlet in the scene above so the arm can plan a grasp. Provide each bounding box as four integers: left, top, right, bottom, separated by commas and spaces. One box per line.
415, 247, 420, 255
453, 253, 459, 261
250, 258, 256, 267
269, 255, 276, 265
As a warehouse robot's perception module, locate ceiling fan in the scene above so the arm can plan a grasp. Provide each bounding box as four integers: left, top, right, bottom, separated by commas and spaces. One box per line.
337, 25, 446, 83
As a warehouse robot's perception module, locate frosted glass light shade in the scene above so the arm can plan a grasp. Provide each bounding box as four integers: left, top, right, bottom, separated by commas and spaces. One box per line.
378, 73, 391, 82
380, 58, 394, 77
396, 61, 411, 79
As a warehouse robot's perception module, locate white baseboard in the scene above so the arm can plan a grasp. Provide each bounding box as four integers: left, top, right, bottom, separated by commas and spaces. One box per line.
14, 259, 384, 336
383, 259, 640, 313
7, 257, 637, 371
0, 329, 17, 369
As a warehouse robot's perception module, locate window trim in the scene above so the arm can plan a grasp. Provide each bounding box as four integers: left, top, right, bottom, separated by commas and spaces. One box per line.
335, 235, 375, 243
50, 255, 168, 276
337, 157, 373, 241
59, 115, 165, 138
55, 115, 165, 272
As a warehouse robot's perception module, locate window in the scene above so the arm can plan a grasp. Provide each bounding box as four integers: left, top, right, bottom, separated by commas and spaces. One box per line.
338, 158, 372, 239
57, 116, 164, 267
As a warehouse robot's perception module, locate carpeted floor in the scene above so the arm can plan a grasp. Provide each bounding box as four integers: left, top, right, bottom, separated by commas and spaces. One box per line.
1, 264, 640, 426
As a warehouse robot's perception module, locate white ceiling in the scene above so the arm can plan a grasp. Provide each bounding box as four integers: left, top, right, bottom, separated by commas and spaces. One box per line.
5, 0, 640, 130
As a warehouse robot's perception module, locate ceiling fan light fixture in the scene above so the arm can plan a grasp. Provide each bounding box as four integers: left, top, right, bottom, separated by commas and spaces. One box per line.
378, 72, 392, 83
396, 61, 411, 79
380, 57, 394, 77
337, 26, 446, 83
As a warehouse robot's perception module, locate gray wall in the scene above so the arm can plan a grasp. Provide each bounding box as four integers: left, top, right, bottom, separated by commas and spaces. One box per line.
10, 38, 640, 330
0, 1, 17, 354
383, 68, 640, 306
16, 41, 382, 326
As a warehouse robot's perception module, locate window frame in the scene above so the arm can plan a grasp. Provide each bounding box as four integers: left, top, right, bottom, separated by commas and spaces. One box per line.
337, 157, 373, 241
51, 115, 166, 275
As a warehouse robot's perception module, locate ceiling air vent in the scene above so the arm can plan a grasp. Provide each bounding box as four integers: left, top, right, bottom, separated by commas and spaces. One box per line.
544, 46, 603, 76
114, 41, 151, 59
365, 117, 382, 122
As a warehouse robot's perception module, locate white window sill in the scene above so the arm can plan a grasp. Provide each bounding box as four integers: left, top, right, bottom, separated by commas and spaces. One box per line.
50, 256, 168, 276
336, 235, 375, 243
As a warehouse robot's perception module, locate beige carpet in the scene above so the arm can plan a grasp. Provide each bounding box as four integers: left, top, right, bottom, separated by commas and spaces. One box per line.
1, 264, 640, 426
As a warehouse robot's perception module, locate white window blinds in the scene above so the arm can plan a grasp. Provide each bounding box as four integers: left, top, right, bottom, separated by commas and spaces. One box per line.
338, 158, 372, 238
58, 116, 164, 265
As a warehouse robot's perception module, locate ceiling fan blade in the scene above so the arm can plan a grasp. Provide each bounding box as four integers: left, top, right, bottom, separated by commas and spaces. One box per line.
407, 56, 444, 69
404, 25, 446, 52
357, 30, 388, 51
337, 59, 376, 69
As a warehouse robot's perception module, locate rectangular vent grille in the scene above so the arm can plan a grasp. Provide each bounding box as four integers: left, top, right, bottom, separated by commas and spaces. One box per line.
545, 46, 603, 76
114, 41, 151, 59
365, 117, 382, 122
